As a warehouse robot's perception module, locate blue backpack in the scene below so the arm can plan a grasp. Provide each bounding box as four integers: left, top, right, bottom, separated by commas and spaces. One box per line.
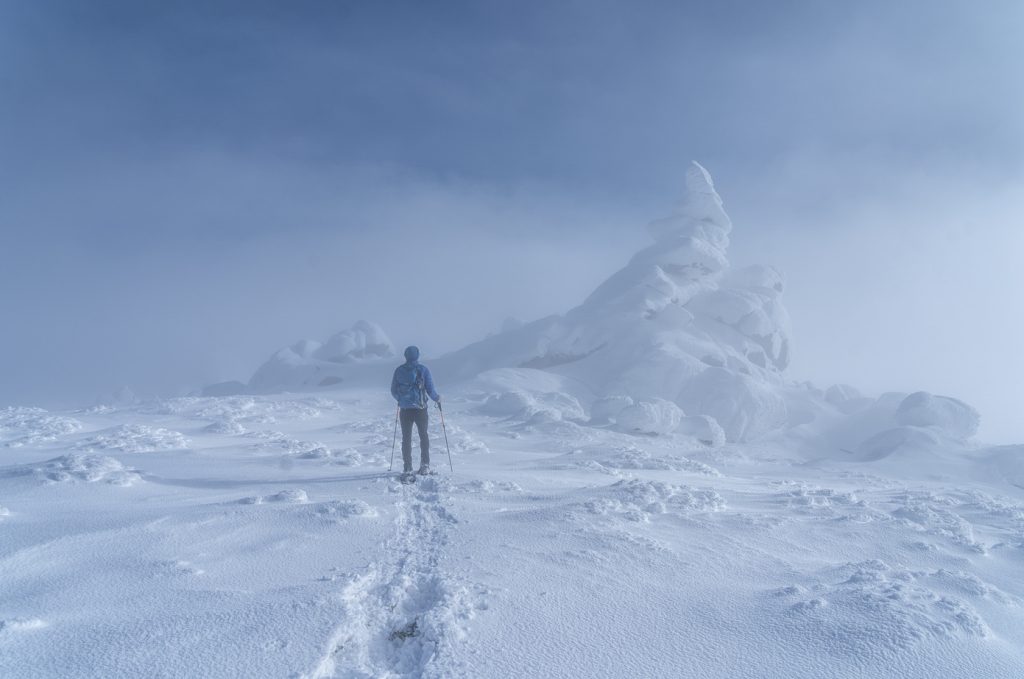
394, 363, 427, 409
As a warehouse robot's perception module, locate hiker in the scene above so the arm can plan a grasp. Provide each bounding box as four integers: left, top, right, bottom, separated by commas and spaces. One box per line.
390, 345, 441, 475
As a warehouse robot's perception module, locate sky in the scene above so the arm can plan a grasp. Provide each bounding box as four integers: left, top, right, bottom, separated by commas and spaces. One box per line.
1, 0, 1022, 441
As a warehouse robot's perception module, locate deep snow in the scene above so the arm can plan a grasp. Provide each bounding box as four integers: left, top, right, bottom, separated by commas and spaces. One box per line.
2, 388, 1022, 678
3, 163, 1021, 677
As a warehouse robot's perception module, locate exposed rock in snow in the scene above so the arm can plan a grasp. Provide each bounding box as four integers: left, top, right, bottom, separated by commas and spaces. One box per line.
247, 320, 394, 392
895, 392, 980, 440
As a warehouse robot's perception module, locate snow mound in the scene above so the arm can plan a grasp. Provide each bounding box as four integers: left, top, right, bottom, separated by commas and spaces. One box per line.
895, 392, 980, 440
856, 426, 944, 461
676, 415, 726, 447
473, 369, 586, 424
0, 504, 9, 518
890, 491, 987, 554
583, 479, 725, 522
677, 368, 787, 442
313, 499, 377, 520
445, 423, 490, 454
77, 424, 190, 453
247, 320, 394, 392
36, 454, 140, 485
0, 407, 83, 447
203, 419, 246, 435
615, 399, 684, 435
773, 560, 1005, 654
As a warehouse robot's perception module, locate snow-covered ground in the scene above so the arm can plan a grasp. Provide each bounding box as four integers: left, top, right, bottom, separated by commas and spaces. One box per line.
4, 163, 1021, 676
2, 387, 1022, 678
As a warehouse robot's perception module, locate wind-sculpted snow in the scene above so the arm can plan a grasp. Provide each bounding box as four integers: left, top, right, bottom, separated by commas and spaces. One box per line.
77, 424, 189, 453
895, 392, 980, 440
245, 320, 395, 393
771, 559, 1012, 656
581, 478, 726, 522
1, 390, 1021, 676
0, 407, 83, 447
35, 453, 141, 485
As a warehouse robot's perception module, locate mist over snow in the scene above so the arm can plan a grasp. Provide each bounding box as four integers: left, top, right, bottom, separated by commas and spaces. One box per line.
2, 2, 1024, 678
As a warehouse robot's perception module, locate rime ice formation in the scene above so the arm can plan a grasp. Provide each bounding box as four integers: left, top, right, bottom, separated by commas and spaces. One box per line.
244, 321, 395, 392
209, 162, 982, 454
436, 161, 792, 441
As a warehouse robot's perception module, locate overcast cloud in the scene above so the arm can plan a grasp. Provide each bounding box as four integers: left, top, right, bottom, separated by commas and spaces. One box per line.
1, 0, 1021, 440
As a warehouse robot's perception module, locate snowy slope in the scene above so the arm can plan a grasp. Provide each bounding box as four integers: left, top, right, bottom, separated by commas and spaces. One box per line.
4, 163, 1022, 677
1, 389, 1022, 678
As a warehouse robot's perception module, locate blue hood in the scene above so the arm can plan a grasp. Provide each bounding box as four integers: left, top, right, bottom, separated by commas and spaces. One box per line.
403, 345, 420, 362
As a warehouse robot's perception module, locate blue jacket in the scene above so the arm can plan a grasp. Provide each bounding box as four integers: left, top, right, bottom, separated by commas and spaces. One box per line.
391, 357, 440, 409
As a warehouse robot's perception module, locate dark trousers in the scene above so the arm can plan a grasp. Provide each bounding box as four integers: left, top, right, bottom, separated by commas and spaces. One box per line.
400, 407, 429, 471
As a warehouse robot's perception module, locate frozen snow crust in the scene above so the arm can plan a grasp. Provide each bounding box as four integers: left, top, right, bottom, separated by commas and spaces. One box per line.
1, 389, 1021, 678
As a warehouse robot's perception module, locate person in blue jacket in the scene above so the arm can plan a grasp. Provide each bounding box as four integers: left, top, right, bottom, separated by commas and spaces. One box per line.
390, 345, 441, 475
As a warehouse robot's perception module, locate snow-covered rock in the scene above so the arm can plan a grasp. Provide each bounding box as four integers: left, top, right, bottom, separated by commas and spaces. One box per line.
677, 368, 787, 442
247, 320, 394, 392
856, 426, 944, 461
895, 392, 980, 440
316, 320, 394, 363
615, 399, 684, 435
433, 162, 792, 442
676, 415, 726, 447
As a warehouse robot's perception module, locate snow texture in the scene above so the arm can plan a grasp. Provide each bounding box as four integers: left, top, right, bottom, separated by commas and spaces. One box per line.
2, 162, 1018, 678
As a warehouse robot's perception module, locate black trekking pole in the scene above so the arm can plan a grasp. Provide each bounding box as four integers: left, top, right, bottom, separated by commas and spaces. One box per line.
437, 401, 454, 473
388, 405, 399, 472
